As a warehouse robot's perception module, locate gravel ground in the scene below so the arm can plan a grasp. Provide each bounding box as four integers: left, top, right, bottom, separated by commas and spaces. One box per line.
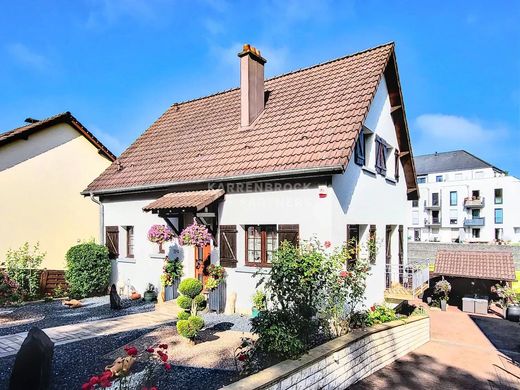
0, 296, 154, 336
0, 314, 247, 389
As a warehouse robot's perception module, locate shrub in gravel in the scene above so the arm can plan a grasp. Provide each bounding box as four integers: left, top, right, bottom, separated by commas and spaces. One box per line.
193, 294, 207, 311
178, 278, 203, 297
176, 295, 192, 310
177, 315, 204, 341
177, 311, 190, 320
65, 242, 111, 298
4, 242, 45, 300
188, 315, 204, 330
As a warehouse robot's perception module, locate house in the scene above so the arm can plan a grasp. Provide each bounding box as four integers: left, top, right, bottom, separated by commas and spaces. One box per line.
408, 150, 520, 243
84, 42, 418, 312
0, 112, 115, 270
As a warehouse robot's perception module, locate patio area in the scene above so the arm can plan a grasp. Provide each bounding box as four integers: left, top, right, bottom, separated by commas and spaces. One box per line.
350, 304, 520, 389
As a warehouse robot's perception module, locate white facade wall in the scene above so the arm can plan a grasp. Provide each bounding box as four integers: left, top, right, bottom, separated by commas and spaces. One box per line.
101, 77, 411, 312
408, 167, 520, 243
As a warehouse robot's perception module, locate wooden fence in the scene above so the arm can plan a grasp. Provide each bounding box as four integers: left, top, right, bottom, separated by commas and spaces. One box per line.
39, 270, 67, 295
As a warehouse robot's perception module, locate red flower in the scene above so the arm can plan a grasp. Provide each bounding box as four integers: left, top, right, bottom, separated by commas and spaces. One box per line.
324, 241, 331, 248
164, 362, 172, 370
237, 353, 247, 362
370, 305, 376, 312
159, 343, 168, 349
151, 387, 159, 390
124, 346, 138, 356
81, 383, 93, 390
146, 347, 155, 353
101, 371, 112, 380
89, 376, 99, 385
160, 353, 168, 362
99, 379, 112, 388
339, 271, 348, 278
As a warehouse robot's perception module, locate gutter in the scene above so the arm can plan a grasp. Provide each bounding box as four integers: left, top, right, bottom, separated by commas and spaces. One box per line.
89, 192, 104, 244
82, 165, 345, 196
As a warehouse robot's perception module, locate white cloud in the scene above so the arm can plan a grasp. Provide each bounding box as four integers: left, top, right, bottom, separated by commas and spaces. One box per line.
6, 43, 49, 70
85, 0, 158, 29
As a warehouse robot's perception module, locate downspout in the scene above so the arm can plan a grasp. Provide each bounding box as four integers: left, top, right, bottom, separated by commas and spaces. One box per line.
90, 192, 104, 244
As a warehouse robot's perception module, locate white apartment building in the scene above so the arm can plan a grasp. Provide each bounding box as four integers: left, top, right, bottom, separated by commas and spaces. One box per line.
408, 150, 520, 244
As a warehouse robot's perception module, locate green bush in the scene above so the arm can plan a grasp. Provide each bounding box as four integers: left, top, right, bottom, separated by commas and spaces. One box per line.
188, 315, 204, 331
177, 311, 190, 320
4, 242, 45, 300
177, 295, 192, 310
176, 319, 198, 339
193, 294, 207, 311
65, 242, 111, 298
178, 278, 203, 298
368, 304, 397, 324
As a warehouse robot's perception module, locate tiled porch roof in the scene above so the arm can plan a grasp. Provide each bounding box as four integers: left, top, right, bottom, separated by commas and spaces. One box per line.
142, 189, 225, 212
434, 250, 516, 281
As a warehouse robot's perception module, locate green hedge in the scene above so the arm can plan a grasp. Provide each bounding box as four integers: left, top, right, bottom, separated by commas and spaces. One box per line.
65, 242, 111, 298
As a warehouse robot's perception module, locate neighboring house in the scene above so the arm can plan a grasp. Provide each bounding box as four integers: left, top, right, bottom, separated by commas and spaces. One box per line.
0, 112, 115, 270
85, 43, 418, 312
408, 150, 520, 244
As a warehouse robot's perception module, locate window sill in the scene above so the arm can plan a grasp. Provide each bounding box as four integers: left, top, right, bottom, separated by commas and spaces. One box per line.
361, 167, 377, 177
235, 266, 271, 275
149, 253, 166, 259
385, 177, 397, 185
118, 257, 136, 264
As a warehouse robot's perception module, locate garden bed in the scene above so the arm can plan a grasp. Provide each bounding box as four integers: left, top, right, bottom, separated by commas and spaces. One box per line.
0, 296, 154, 336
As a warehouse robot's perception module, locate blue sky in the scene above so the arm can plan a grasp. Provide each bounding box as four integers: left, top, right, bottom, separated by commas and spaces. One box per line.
1, 1, 519, 176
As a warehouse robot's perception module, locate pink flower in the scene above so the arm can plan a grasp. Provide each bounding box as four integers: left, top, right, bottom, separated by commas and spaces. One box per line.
339, 271, 347, 278
324, 241, 331, 248
370, 305, 376, 312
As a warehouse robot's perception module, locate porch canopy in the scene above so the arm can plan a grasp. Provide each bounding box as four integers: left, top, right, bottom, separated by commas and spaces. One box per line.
143, 189, 225, 213
434, 250, 516, 281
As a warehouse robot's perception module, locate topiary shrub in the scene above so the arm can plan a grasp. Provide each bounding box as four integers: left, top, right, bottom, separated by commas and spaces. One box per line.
178, 278, 203, 297
65, 242, 111, 299
176, 278, 207, 341
176, 295, 192, 310
193, 294, 207, 311
177, 311, 190, 321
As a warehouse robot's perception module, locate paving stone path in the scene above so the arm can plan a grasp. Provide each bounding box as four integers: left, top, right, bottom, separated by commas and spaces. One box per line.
0, 307, 176, 358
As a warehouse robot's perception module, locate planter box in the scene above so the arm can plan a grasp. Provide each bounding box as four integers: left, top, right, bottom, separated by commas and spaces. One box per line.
208, 281, 226, 313
172, 278, 180, 300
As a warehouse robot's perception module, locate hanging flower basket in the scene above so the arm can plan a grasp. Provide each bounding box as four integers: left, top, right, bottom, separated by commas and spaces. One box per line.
148, 225, 174, 254
179, 220, 212, 248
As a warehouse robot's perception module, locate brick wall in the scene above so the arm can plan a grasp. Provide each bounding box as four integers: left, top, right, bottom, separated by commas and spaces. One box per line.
224, 316, 430, 390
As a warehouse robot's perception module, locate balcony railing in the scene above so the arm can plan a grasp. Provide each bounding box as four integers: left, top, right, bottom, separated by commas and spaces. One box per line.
463, 217, 485, 227
385, 261, 430, 299
424, 218, 441, 226
464, 197, 485, 209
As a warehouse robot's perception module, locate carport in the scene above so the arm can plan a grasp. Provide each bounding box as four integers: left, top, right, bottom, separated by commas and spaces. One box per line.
432, 250, 516, 306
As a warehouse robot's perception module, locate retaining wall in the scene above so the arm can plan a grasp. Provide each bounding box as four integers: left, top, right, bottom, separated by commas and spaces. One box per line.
224, 315, 430, 390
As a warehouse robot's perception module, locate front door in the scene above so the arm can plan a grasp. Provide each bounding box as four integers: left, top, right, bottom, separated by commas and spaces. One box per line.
194, 244, 211, 286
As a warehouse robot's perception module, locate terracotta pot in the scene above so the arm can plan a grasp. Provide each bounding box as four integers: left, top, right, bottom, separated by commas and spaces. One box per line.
130, 292, 141, 300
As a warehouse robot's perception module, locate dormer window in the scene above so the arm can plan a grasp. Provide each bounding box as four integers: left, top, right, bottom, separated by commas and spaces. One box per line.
354, 127, 374, 167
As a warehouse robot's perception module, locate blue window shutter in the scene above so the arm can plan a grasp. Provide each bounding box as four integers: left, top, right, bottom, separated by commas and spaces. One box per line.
354, 131, 365, 166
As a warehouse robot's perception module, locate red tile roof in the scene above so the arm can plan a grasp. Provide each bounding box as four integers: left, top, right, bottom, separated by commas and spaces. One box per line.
434, 250, 516, 281
143, 189, 225, 212
0, 112, 116, 161
85, 43, 417, 195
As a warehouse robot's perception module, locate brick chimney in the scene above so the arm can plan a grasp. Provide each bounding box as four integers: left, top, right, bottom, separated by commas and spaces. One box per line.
238, 44, 267, 127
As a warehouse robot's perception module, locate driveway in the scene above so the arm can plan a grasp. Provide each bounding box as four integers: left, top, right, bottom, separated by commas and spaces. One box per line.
350, 305, 520, 389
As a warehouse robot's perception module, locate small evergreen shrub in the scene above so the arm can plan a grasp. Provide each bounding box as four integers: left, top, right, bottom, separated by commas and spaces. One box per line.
188, 315, 204, 331
178, 278, 203, 297
176, 320, 197, 339
177, 295, 192, 310
65, 242, 111, 298
193, 294, 207, 311
177, 311, 190, 321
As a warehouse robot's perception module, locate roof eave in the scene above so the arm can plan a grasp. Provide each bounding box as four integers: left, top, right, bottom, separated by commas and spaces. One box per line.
83, 164, 344, 196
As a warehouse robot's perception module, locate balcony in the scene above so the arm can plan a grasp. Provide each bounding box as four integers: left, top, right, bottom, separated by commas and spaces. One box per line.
424, 203, 441, 210
463, 217, 485, 227
424, 217, 441, 226
464, 197, 485, 209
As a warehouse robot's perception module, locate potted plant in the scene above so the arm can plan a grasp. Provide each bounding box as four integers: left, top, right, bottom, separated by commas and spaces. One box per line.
143, 283, 156, 302
160, 257, 184, 301
251, 290, 266, 318
435, 279, 451, 311
148, 225, 174, 254
179, 219, 212, 248
493, 283, 520, 321
205, 264, 226, 312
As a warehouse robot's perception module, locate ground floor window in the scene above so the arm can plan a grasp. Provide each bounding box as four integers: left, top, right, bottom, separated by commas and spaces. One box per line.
347, 224, 360, 262
472, 228, 480, 239
495, 228, 503, 240
245, 225, 277, 267
125, 226, 134, 258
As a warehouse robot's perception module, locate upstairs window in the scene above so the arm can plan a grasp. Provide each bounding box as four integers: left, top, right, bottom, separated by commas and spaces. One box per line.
354, 130, 365, 166
495, 208, 503, 224
450, 191, 457, 206
417, 176, 426, 184
374, 136, 389, 176
394, 149, 400, 182
436, 175, 443, 182
494, 188, 503, 204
